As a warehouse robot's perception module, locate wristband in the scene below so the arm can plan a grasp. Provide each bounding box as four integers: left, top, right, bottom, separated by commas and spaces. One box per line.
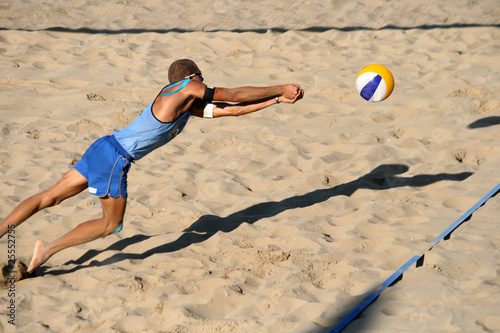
203, 103, 214, 118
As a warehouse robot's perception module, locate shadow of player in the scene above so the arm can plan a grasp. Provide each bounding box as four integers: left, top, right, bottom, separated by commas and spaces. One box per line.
42, 164, 472, 276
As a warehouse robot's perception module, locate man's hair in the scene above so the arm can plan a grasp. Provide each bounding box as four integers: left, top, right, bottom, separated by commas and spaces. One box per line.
168, 59, 199, 83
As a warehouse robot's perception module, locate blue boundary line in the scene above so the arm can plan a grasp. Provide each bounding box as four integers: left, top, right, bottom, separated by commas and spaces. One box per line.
330, 182, 500, 333
429, 182, 500, 246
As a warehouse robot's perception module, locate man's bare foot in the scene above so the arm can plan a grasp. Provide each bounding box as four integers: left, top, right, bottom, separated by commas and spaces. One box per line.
28, 240, 51, 273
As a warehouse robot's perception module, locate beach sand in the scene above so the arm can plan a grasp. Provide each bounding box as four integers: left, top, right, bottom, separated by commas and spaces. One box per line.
1, 1, 499, 332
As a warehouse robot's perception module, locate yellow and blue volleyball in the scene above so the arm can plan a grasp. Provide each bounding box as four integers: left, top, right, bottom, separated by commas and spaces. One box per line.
356, 64, 394, 102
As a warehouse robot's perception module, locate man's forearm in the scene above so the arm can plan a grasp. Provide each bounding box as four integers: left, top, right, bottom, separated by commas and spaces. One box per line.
214, 86, 284, 103
213, 97, 278, 117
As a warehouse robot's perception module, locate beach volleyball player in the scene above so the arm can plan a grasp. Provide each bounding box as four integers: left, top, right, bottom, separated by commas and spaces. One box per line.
0, 59, 304, 275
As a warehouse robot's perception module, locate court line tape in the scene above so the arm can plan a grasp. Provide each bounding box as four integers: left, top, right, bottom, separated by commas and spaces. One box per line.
331, 182, 500, 333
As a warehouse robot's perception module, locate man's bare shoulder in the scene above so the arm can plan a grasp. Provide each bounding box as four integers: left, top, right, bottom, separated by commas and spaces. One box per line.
183, 79, 207, 98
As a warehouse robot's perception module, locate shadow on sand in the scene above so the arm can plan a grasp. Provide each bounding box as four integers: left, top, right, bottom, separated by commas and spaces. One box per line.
468, 116, 500, 129
41, 164, 472, 276
1, 22, 499, 35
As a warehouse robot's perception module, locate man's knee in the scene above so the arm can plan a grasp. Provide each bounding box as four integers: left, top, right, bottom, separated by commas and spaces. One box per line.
38, 191, 64, 209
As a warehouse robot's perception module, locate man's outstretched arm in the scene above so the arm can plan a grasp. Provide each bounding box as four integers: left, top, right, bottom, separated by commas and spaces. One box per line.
191, 89, 304, 118
213, 84, 301, 103
185, 81, 302, 103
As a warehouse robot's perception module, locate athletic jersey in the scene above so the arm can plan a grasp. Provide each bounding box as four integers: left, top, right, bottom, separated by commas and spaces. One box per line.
113, 80, 192, 161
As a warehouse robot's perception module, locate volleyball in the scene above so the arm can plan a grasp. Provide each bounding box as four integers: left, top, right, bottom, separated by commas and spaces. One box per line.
356, 64, 394, 102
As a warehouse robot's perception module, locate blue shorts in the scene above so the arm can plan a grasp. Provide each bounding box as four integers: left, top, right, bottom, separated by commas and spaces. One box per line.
74, 135, 133, 198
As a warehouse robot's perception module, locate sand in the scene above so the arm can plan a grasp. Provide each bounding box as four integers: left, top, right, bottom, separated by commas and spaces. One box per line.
1, 1, 499, 332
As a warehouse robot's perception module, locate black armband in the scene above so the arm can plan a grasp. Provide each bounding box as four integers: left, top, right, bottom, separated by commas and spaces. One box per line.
203, 86, 215, 102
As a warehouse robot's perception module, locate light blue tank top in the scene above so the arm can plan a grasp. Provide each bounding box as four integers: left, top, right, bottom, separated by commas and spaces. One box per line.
113, 80, 191, 160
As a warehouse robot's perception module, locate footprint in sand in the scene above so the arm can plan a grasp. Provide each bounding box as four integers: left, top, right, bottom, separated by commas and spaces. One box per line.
0, 260, 31, 288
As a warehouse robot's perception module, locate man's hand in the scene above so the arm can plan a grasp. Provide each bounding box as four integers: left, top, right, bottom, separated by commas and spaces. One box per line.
281, 84, 302, 99
279, 88, 305, 104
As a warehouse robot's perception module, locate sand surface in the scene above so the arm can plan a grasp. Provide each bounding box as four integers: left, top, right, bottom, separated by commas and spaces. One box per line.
1, 1, 499, 332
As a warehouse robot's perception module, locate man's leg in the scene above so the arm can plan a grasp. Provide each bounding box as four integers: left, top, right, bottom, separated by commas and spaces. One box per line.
27, 194, 126, 273
0, 168, 89, 238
